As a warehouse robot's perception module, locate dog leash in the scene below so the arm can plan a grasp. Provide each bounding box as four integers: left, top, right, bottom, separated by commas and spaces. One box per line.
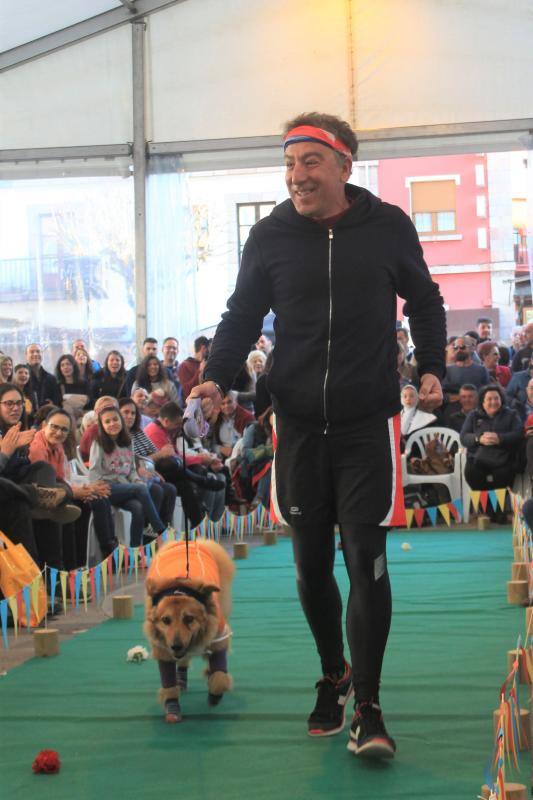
181, 427, 190, 579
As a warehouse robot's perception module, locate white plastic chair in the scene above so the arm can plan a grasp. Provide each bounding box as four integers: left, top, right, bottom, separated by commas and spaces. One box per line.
401, 426, 469, 523
75, 446, 90, 476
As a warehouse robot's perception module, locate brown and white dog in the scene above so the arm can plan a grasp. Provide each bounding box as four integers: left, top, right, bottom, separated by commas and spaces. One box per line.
144, 538, 235, 723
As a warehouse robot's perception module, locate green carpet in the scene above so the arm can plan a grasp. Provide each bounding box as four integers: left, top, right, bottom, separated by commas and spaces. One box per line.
0, 530, 528, 800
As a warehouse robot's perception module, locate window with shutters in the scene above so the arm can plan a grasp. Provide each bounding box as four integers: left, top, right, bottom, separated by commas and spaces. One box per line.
411, 179, 457, 236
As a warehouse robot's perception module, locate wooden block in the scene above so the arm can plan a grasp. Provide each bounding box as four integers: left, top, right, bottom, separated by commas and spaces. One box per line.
477, 515, 491, 530
263, 529, 277, 546
481, 785, 527, 800
112, 595, 133, 619
512, 562, 528, 581
507, 648, 532, 684
33, 628, 59, 657
507, 580, 528, 606
233, 542, 249, 560
493, 708, 530, 750
514, 546, 524, 561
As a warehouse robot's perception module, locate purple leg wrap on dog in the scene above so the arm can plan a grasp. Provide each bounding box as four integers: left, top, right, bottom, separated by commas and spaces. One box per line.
158, 660, 177, 688
208, 650, 227, 673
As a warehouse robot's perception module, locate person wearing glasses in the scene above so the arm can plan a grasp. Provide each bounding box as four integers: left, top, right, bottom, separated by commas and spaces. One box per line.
29, 407, 118, 567
442, 336, 490, 400
0, 383, 81, 570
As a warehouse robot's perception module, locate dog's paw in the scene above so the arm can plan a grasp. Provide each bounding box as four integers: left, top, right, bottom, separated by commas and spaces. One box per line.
207, 670, 233, 698
164, 698, 182, 723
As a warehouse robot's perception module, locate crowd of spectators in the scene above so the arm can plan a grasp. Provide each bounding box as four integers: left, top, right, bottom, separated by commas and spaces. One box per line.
0, 333, 273, 586
1, 315, 531, 581
399, 316, 532, 521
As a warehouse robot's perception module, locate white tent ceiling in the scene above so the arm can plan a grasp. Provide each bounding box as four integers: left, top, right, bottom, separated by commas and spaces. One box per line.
0, 0, 121, 53
1, 0, 533, 162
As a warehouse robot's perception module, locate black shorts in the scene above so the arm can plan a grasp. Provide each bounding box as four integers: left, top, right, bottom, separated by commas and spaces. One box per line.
271, 414, 405, 528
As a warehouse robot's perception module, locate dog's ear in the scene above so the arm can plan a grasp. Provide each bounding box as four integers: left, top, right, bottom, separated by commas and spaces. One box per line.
198, 583, 220, 599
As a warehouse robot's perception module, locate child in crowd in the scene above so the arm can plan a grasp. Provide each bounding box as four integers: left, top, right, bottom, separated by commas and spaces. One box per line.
88, 405, 167, 546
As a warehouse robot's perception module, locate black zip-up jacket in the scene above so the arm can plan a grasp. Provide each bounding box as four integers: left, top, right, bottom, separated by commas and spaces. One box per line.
460, 406, 523, 458
204, 185, 446, 433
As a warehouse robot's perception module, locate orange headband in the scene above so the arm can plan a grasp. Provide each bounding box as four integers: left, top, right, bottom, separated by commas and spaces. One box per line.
283, 125, 352, 158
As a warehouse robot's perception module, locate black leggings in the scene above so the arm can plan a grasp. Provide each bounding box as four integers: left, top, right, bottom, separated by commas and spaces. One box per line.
291, 522, 391, 704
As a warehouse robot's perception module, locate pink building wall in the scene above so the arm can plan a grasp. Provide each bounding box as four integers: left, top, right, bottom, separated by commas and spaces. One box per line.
379, 154, 492, 315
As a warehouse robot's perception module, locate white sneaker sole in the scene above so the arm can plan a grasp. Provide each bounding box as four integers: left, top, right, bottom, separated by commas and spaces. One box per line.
307, 683, 354, 737
347, 736, 396, 759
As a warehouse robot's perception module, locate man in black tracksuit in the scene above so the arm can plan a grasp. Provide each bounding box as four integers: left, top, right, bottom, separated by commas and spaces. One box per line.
191, 113, 446, 759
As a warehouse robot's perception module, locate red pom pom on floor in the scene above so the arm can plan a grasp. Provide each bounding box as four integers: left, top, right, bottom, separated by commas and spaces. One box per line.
32, 749, 61, 774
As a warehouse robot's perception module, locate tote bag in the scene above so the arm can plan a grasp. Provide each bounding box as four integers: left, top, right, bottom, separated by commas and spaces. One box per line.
0, 531, 46, 626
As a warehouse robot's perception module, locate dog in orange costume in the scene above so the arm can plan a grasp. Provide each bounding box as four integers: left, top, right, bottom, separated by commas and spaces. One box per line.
144, 538, 235, 723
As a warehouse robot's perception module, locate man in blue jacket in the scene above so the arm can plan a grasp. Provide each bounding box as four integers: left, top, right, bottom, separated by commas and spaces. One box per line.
190, 112, 446, 760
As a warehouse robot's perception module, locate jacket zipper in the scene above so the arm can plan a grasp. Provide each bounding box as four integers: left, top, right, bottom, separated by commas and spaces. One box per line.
323, 228, 334, 434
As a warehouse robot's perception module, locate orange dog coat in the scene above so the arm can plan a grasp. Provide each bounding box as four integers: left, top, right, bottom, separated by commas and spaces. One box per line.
147, 541, 226, 634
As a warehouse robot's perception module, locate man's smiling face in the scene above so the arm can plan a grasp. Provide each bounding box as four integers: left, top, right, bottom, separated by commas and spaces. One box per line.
284, 141, 351, 221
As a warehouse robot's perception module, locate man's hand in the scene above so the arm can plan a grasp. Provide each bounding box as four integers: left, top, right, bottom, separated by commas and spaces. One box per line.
418, 373, 443, 412
188, 381, 223, 412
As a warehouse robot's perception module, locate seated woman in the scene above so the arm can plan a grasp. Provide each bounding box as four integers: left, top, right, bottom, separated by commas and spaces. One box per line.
88, 405, 167, 546
400, 384, 436, 439
231, 350, 267, 414
118, 398, 176, 530
90, 351, 128, 402
0, 383, 80, 570
55, 353, 91, 424
477, 341, 511, 388
131, 356, 179, 405
460, 383, 523, 502
29, 406, 118, 567
239, 407, 274, 508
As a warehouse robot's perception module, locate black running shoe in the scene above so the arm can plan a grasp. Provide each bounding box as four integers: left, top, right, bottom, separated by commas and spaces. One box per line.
307, 663, 353, 737
347, 702, 396, 759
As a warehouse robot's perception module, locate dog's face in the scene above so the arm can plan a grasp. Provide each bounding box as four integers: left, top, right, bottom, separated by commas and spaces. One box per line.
149, 592, 215, 659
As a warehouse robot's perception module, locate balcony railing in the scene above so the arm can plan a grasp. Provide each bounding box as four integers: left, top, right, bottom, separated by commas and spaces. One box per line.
0, 256, 101, 302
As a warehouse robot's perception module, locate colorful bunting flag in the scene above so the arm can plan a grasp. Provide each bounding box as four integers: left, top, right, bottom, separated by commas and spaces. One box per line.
49, 567, 58, 614
7, 596, 18, 635
81, 569, 88, 610
470, 490, 481, 512
60, 571, 68, 614
0, 599, 8, 649
22, 586, 31, 630
438, 503, 450, 526
427, 507, 437, 526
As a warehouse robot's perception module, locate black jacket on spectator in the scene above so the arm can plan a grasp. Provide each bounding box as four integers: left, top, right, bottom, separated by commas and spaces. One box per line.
27, 365, 61, 408
511, 345, 532, 373
205, 184, 446, 433
90, 373, 128, 402
125, 364, 140, 395
460, 406, 523, 462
